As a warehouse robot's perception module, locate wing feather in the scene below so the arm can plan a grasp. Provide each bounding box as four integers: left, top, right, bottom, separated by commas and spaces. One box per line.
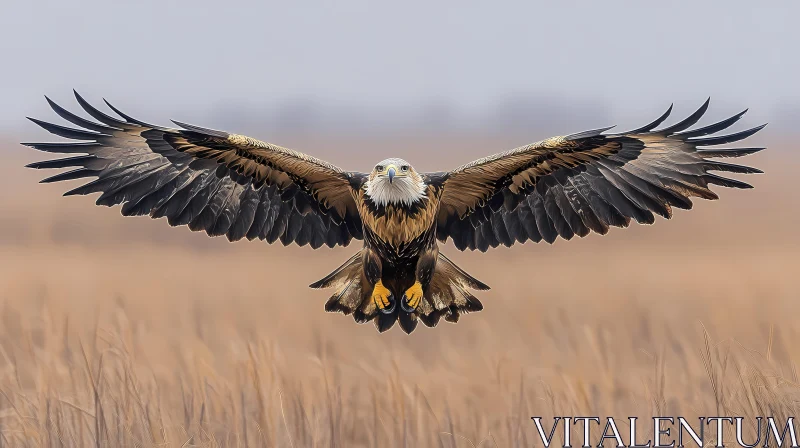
226, 183, 261, 241
436, 100, 764, 251
24, 92, 361, 248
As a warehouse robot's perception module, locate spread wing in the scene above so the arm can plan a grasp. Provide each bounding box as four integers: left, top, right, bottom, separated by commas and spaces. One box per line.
24, 91, 364, 248
435, 99, 765, 251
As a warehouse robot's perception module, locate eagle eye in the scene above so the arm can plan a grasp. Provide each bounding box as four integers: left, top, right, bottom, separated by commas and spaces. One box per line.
401, 165, 409, 171
375, 165, 384, 171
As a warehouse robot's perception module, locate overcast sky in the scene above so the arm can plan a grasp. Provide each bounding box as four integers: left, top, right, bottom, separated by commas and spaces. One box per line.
2, 1, 797, 135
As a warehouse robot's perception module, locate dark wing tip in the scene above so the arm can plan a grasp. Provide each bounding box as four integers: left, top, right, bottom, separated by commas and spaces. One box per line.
656, 98, 711, 135
687, 123, 767, 146
662, 98, 710, 133
42, 96, 65, 114
622, 103, 674, 134
696, 147, 766, 159
72, 89, 87, 103
103, 98, 135, 120
565, 125, 616, 141
673, 108, 751, 139
705, 173, 754, 189
102, 98, 163, 129
73, 90, 129, 127
38, 168, 97, 184
27, 116, 106, 140
171, 120, 230, 138
309, 279, 327, 289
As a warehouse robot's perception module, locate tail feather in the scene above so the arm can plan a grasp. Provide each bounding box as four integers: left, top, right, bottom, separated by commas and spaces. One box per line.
424, 257, 486, 327
437, 253, 490, 291
322, 278, 359, 315
376, 312, 399, 333
309, 251, 362, 289
312, 250, 489, 333
418, 311, 441, 328
397, 311, 418, 334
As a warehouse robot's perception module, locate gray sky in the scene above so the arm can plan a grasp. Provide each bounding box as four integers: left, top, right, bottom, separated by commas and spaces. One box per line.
2, 1, 797, 134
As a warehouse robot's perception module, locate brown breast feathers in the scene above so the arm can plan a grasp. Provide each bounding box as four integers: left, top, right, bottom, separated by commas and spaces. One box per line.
356, 185, 440, 248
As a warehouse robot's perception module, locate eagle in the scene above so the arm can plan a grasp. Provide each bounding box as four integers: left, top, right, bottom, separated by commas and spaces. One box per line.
23, 92, 764, 333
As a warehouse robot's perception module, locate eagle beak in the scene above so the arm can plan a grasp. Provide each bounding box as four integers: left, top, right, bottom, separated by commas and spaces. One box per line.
387, 166, 396, 184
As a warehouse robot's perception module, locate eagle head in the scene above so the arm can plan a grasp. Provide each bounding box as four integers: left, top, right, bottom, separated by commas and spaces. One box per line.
365, 158, 426, 207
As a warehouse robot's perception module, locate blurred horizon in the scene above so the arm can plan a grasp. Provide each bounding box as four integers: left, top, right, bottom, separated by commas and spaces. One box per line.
3, 1, 800, 136
10, 92, 800, 137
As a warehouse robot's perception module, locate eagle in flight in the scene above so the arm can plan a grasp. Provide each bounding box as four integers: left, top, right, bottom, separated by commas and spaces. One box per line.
24, 92, 764, 333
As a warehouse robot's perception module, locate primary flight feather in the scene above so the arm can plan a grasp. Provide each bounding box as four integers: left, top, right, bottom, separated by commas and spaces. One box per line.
24, 92, 764, 333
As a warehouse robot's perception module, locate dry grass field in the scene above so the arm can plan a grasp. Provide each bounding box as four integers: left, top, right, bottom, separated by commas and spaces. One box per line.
0, 134, 797, 447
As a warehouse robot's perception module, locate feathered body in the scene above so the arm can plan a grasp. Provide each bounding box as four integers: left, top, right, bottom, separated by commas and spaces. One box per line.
313, 159, 486, 333
24, 93, 765, 333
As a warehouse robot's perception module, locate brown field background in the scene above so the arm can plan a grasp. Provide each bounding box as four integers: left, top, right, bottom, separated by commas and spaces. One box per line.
0, 133, 798, 447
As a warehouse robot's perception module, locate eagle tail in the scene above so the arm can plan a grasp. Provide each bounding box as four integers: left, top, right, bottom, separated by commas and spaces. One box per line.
417, 253, 489, 329
310, 251, 398, 332
309, 251, 362, 290
310, 251, 369, 318
312, 251, 489, 334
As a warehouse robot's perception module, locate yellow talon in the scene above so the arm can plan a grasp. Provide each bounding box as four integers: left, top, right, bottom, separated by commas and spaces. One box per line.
372, 280, 394, 314
402, 281, 424, 311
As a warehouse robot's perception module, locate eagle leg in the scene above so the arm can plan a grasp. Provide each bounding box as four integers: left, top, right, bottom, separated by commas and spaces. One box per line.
400, 281, 424, 312
371, 280, 396, 314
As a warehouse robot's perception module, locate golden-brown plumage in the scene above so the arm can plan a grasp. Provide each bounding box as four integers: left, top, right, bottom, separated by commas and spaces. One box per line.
355, 185, 440, 247
24, 94, 765, 333
168, 130, 358, 221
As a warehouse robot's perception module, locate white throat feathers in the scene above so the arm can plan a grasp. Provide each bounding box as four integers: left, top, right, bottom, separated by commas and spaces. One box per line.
365, 175, 426, 207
